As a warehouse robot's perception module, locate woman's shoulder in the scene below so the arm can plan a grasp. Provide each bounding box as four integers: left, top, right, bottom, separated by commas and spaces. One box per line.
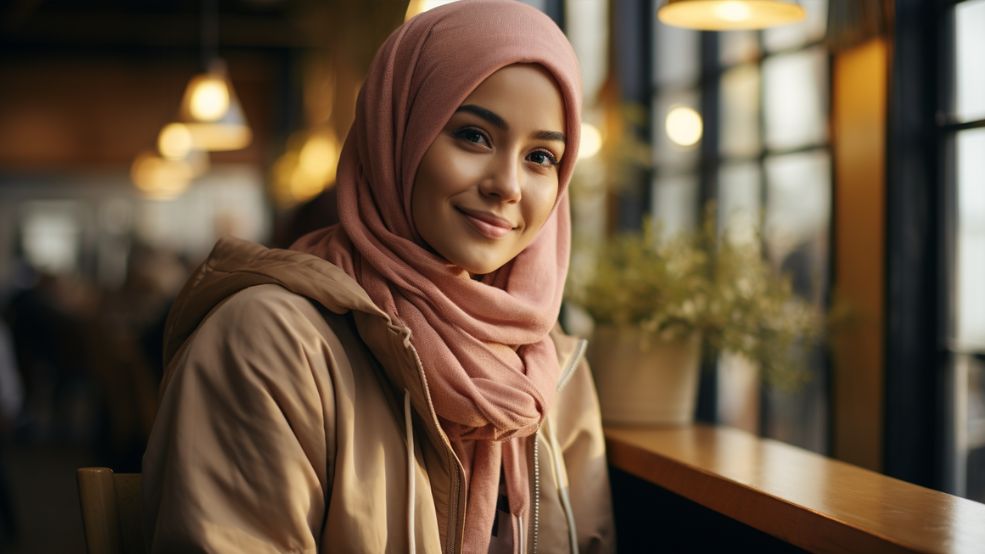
170, 284, 357, 381
215, 282, 319, 312
224, 284, 366, 356
208, 284, 332, 338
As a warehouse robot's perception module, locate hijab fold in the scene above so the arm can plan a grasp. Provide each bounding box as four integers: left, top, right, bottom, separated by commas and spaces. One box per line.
293, 1, 582, 549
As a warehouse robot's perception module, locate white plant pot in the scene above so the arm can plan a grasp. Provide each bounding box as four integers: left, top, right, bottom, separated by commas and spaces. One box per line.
587, 325, 702, 426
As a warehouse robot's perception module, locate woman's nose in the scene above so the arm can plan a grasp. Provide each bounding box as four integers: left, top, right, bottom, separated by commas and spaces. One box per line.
479, 154, 522, 203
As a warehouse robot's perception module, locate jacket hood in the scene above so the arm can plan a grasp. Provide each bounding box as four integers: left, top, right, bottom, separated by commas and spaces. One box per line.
162, 237, 393, 370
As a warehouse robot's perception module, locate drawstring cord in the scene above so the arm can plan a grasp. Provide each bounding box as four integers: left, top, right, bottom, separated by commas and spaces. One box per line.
546, 419, 579, 554
404, 390, 417, 554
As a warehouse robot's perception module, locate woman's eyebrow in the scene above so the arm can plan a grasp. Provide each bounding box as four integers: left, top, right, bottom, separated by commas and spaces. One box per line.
534, 130, 565, 143
457, 104, 507, 129
456, 104, 566, 143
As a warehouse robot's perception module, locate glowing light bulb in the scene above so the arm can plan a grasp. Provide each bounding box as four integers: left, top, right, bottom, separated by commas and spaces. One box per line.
714, 1, 752, 22
665, 106, 703, 147
189, 76, 230, 121
299, 133, 338, 177
158, 123, 194, 160
579, 123, 602, 159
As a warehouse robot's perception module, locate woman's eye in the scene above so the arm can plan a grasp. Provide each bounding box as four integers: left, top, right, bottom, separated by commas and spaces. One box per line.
454, 128, 490, 147
528, 150, 559, 167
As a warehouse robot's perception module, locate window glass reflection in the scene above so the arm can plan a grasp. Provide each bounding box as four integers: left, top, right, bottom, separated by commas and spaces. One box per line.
718, 161, 762, 245
956, 0, 985, 122
763, 0, 828, 52
720, 64, 762, 158
763, 149, 831, 453
966, 353, 985, 502
653, 23, 699, 87
765, 150, 831, 305
764, 48, 828, 151
565, 0, 608, 101
650, 173, 699, 237
956, 129, 985, 348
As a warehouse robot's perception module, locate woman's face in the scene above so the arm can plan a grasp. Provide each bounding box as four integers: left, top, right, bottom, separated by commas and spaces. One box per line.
412, 64, 566, 276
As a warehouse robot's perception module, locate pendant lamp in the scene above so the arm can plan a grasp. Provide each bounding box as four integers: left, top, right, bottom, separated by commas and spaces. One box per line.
131, 150, 204, 200
176, 0, 252, 151
178, 59, 252, 151
658, 0, 806, 31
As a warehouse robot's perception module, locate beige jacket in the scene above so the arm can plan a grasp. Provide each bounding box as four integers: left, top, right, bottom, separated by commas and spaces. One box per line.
143, 238, 615, 553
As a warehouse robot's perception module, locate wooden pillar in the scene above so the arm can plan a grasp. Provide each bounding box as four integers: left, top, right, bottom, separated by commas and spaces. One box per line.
831, 38, 888, 471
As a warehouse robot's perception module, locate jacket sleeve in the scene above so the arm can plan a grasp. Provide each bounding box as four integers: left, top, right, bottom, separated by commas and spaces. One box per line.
142, 286, 335, 554
553, 356, 616, 553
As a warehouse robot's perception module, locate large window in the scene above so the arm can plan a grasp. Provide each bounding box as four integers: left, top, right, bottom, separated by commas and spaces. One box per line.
649, 1, 832, 453
945, 0, 985, 503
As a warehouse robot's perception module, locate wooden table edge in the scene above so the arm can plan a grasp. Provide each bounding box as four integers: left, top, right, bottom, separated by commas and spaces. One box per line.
604, 425, 985, 554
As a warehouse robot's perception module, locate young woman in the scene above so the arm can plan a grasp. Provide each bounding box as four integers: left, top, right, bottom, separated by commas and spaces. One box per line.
142, 1, 614, 552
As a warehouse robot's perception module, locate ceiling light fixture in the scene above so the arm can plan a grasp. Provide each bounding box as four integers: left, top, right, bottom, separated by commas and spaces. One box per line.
658, 0, 806, 31
175, 0, 252, 151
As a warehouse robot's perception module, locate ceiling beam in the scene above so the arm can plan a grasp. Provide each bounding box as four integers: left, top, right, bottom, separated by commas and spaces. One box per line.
2, 12, 313, 50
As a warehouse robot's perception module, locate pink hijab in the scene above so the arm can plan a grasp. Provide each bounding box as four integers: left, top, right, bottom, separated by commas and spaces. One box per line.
293, 0, 582, 548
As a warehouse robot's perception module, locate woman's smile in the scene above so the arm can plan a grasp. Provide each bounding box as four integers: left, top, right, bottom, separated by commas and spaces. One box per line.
455, 206, 516, 239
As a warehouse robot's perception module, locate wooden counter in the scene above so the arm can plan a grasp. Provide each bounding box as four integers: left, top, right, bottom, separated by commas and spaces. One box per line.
605, 425, 985, 553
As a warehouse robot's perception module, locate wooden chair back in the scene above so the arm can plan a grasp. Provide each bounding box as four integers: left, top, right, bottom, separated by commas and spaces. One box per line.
76, 467, 145, 554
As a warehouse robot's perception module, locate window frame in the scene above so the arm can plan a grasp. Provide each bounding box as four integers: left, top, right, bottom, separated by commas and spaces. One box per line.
644, 10, 836, 450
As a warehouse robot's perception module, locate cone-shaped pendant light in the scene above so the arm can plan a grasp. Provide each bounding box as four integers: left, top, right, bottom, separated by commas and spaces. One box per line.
178, 59, 252, 151
176, 0, 251, 151
658, 0, 805, 31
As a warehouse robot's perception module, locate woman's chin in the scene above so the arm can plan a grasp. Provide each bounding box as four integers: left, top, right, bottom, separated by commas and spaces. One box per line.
456, 256, 506, 277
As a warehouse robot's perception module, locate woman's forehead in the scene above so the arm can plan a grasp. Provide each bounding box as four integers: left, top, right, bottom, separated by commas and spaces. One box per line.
457, 64, 566, 133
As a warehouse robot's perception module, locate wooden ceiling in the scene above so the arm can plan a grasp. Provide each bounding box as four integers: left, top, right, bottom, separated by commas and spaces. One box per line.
0, 0, 408, 170
2, 0, 317, 52
2, 1, 411, 59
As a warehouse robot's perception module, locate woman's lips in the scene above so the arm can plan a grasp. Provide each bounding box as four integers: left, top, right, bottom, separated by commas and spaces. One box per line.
457, 207, 513, 239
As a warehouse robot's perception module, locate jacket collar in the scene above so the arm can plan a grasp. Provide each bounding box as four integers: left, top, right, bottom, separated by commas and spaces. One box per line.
163, 236, 586, 428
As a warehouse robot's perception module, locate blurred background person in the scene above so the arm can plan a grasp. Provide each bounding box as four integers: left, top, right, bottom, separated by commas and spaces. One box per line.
0, 316, 23, 545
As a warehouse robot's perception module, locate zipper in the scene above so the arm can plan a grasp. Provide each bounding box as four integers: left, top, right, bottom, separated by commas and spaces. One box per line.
531, 428, 541, 554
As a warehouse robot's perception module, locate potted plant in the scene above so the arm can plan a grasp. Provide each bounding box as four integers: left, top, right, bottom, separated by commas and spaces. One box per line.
566, 212, 821, 425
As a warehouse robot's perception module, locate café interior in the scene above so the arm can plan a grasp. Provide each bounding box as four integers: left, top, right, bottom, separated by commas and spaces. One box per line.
0, 0, 983, 552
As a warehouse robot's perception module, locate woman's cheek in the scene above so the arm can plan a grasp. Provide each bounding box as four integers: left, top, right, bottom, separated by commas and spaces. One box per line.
520, 185, 554, 236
